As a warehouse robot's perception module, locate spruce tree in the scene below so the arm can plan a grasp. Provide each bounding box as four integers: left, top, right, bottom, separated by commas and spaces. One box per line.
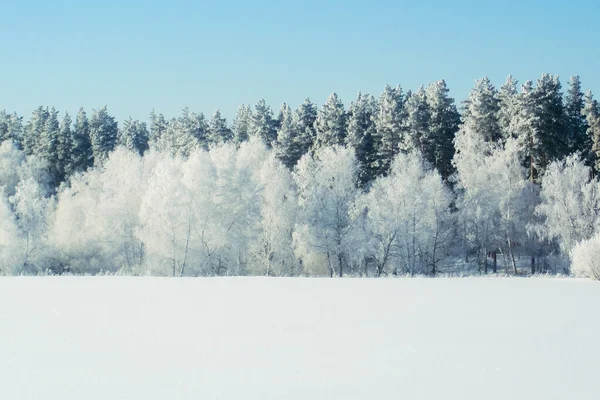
89, 106, 118, 165
346, 92, 377, 185
71, 107, 93, 172
250, 99, 277, 146
232, 104, 252, 144
274, 103, 301, 169
57, 112, 73, 182
402, 87, 430, 155
425, 80, 460, 180
583, 91, 600, 171
295, 98, 317, 155
565, 76, 590, 162
207, 110, 232, 146
533, 74, 567, 165
314, 92, 347, 148
119, 118, 150, 155
372, 85, 404, 176
23, 106, 49, 156
149, 110, 168, 145
0, 111, 23, 146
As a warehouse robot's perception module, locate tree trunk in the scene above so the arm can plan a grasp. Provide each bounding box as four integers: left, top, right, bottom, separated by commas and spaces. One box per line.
531, 255, 536, 275
492, 252, 497, 274
338, 253, 343, 277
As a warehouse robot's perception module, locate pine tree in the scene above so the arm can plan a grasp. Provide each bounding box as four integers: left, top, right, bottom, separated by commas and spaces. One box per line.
232, 104, 252, 144
372, 85, 405, 176
583, 91, 600, 171
89, 106, 118, 165
565, 76, 590, 163
514, 81, 542, 181
250, 99, 277, 146
425, 80, 461, 180
402, 87, 430, 155
497, 75, 520, 140
57, 112, 73, 182
346, 92, 377, 185
178, 107, 207, 150
461, 76, 501, 143
207, 110, 232, 145
315, 92, 347, 148
71, 107, 93, 173
274, 103, 301, 169
119, 118, 150, 155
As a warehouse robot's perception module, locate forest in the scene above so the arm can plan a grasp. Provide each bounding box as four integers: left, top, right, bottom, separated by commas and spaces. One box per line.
2, 73, 600, 279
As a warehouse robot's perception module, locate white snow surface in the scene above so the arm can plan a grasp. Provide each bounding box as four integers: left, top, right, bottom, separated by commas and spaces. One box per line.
0, 277, 598, 400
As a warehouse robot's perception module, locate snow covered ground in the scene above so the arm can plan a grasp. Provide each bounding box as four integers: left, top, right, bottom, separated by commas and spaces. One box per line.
0, 277, 598, 400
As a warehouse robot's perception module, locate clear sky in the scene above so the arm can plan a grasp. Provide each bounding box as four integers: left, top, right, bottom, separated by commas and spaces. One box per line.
1, 0, 598, 123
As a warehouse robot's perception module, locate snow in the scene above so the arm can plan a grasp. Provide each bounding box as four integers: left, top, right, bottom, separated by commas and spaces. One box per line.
0, 277, 598, 400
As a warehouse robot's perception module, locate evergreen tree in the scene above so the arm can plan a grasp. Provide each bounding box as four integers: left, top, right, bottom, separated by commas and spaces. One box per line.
532, 73, 567, 166
39, 107, 60, 186
274, 103, 301, 169
149, 110, 168, 145
71, 107, 93, 173
89, 106, 118, 164
119, 118, 150, 155
23, 106, 49, 156
232, 104, 252, 144
372, 85, 405, 176
461, 76, 500, 143
565, 76, 590, 162
514, 81, 542, 181
0, 111, 23, 146
207, 110, 232, 145
178, 107, 207, 149
497, 75, 520, 140
314, 92, 347, 148
402, 87, 430, 155
250, 99, 277, 146
295, 98, 317, 155
57, 112, 73, 182
425, 80, 461, 180
345, 92, 377, 185
583, 91, 600, 171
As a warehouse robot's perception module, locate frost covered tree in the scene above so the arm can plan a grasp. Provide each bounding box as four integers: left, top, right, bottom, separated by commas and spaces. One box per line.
57, 112, 73, 182
345, 92, 377, 185
89, 106, 118, 165
359, 151, 453, 276
401, 87, 430, 155
565, 76, 589, 160
119, 118, 149, 156
425, 80, 460, 180
71, 107, 93, 173
9, 178, 52, 273
570, 234, 600, 279
462, 77, 501, 143
50, 148, 156, 274
0, 111, 23, 145
37, 107, 60, 187
293, 146, 359, 277
274, 103, 301, 169
232, 104, 252, 144
250, 99, 277, 146
207, 110, 233, 146
582, 91, 600, 171
497, 75, 520, 140
372, 85, 405, 176
314, 93, 347, 148
23, 106, 49, 156
294, 98, 317, 157
0, 189, 20, 274
149, 110, 168, 145
536, 154, 600, 259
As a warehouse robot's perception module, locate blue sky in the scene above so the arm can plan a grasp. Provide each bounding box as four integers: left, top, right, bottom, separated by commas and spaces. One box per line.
1, 0, 598, 122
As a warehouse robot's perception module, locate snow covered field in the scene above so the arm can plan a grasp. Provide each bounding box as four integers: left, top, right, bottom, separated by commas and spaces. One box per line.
0, 277, 598, 400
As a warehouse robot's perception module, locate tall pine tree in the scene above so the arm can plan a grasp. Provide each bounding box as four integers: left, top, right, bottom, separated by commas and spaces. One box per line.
346, 92, 377, 185
372, 85, 404, 176
89, 106, 118, 164
315, 92, 347, 148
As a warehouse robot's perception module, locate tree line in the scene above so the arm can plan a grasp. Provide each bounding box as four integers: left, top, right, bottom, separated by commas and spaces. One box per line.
2, 73, 600, 278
